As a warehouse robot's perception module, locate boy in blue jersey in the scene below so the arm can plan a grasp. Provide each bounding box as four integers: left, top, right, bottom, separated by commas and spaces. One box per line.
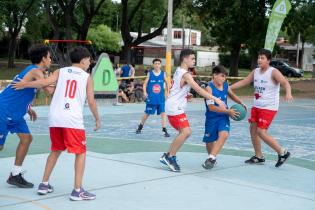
136, 58, 170, 137
202, 65, 246, 169
0, 44, 53, 188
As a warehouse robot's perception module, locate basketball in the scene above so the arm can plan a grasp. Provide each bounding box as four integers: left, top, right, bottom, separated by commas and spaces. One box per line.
230, 104, 247, 121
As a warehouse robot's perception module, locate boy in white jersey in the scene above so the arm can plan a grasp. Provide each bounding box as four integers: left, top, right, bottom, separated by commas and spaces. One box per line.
160, 49, 225, 172
13, 47, 100, 200
230, 49, 292, 167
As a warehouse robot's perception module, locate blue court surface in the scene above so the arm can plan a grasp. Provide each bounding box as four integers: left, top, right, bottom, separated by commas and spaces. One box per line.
0, 98, 314, 210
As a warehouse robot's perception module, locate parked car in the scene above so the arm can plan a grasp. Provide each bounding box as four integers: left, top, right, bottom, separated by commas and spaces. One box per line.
270, 60, 304, 77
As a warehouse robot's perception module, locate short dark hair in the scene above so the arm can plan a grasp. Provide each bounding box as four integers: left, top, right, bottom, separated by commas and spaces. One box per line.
258, 48, 272, 60
152, 58, 162, 64
69, 46, 91, 63
212, 65, 228, 76
28, 44, 50, 64
180, 49, 195, 63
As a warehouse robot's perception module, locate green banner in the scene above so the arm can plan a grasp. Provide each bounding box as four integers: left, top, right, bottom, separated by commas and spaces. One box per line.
92, 53, 118, 92
264, 0, 291, 51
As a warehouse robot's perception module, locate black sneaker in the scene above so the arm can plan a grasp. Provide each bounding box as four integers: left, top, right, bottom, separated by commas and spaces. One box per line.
160, 154, 180, 172
136, 124, 143, 134
275, 150, 290, 167
202, 158, 217, 169
245, 156, 265, 164
162, 128, 170, 137
7, 172, 34, 188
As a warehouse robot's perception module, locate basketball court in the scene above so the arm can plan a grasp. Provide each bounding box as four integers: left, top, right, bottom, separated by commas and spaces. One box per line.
0, 98, 314, 210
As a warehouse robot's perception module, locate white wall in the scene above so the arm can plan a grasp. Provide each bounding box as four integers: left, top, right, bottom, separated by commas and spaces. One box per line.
197, 51, 219, 67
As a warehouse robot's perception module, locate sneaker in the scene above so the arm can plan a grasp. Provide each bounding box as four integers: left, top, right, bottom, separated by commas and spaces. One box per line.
37, 183, 54, 195
275, 150, 290, 167
69, 188, 96, 201
244, 156, 265, 164
162, 128, 170, 137
7, 172, 34, 188
160, 154, 180, 172
202, 158, 217, 169
159, 153, 168, 165
136, 124, 143, 134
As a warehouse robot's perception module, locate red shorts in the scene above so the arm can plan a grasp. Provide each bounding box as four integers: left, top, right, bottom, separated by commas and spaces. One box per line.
49, 127, 86, 154
248, 107, 277, 129
167, 113, 190, 131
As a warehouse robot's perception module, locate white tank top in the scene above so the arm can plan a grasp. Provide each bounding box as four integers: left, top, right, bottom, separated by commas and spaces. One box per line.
49, 66, 89, 129
253, 67, 280, 110
166, 67, 191, 115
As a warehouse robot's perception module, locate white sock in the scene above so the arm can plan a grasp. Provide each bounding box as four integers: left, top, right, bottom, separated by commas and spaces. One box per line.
12, 165, 22, 176
280, 148, 286, 156
42, 181, 49, 185
208, 154, 216, 160
75, 188, 81, 192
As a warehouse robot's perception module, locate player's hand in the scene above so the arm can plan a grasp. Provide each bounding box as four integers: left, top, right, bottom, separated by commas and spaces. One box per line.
11, 78, 27, 90
28, 108, 37, 122
214, 97, 225, 109
228, 108, 240, 119
240, 102, 248, 112
284, 93, 293, 102
93, 119, 100, 131
186, 93, 193, 102
143, 92, 148, 100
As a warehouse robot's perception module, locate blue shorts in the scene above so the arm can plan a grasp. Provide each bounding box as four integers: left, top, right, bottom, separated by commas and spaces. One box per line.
0, 112, 30, 146
145, 103, 165, 115
203, 117, 230, 143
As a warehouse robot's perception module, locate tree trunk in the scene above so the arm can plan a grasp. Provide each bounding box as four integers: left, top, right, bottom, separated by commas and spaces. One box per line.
229, 45, 241, 76
300, 42, 304, 69
8, 35, 18, 68
123, 44, 132, 64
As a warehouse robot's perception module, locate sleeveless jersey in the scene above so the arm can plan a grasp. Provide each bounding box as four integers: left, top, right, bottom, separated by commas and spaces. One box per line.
146, 70, 165, 105
165, 67, 191, 115
205, 81, 229, 120
49, 66, 89, 129
0, 65, 38, 120
253, 67, 280, 111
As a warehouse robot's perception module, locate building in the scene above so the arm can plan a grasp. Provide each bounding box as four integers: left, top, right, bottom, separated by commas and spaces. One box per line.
127, 28, 219, 67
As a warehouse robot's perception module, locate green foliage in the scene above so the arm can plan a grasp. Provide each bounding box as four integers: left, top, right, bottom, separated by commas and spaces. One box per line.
284, 2, 315, 45
87, 24, 121, 53
219, 53, 251, 69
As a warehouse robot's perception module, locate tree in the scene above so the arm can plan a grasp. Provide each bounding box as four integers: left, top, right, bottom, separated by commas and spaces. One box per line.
284, 1, 315, 68
73, 0, 108, 40
120, 0, 182, 63
0, 0, 37, 68
87, 24, 121, 53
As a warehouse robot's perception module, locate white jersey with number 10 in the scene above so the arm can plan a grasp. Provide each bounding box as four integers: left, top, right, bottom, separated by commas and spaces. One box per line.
49, 66, 89, 129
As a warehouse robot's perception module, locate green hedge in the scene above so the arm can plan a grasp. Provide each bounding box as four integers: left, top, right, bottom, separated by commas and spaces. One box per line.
219, 53, 251, 69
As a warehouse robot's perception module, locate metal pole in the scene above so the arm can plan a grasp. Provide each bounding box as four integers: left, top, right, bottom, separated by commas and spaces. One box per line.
296, 32, 300, 68
166, 0, 173, 83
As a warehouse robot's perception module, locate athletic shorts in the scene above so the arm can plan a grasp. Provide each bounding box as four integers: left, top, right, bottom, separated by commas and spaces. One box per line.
0, 112, 30, 146
248, 107, 277, 129
167, 113, 190, 131
145, 103, 165, 115
49, 127, 86, 154
203, 117, 230, 143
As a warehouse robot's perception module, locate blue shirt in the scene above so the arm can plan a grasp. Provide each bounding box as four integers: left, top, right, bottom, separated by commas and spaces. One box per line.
121, 65, 130, 77
146, 70, 165, 105
0, 65, 38, 120
205, 81, 229, 120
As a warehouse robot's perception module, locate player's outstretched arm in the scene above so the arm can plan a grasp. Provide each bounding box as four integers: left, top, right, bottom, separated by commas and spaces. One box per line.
12, 70, 59, 90
272, 68, 293, 102
142, 73, 149, 99
86, 76, 100, 131
230, 70, 255, 90
228, 87, 247, 110
183, 73, 225, 108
